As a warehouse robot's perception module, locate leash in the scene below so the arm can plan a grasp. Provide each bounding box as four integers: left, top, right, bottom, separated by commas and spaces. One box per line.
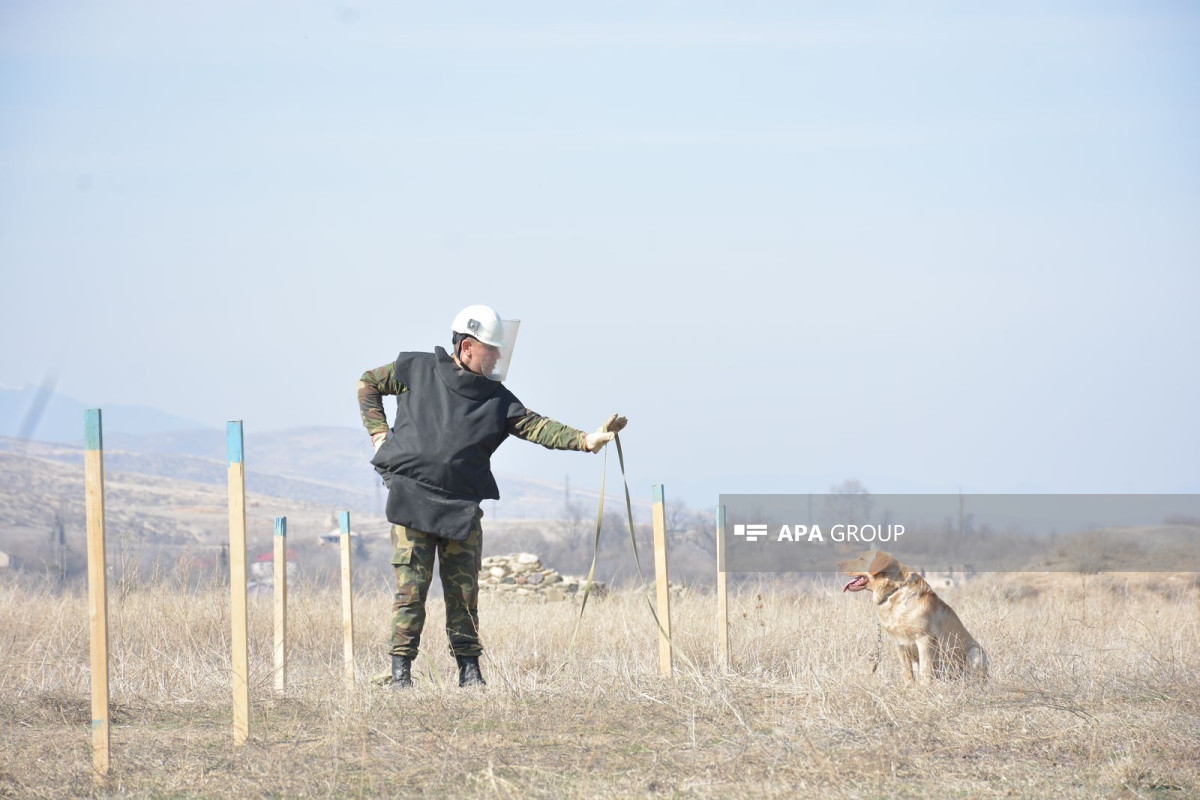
563, 443, 608, 659
563, 433, 696, 673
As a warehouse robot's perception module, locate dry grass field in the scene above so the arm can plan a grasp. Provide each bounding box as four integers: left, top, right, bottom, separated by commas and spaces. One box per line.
2, 571, 1198, 799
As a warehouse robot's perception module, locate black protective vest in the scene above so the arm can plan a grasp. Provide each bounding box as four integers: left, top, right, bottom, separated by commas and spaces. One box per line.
371, 347, 526, 540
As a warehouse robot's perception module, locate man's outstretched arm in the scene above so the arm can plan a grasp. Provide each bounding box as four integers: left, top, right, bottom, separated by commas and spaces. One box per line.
509, 411, 627, 453
508, 410, 588, 451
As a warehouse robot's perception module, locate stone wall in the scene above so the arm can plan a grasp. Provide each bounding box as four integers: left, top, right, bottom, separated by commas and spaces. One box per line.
479, 553, 607, 602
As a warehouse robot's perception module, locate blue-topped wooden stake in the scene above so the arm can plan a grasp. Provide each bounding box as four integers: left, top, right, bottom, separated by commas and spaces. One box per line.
84, 410, 110, 779
273, 517, 288, 694
651, 484, 673, 678
339, 511, 355, 686
227, 421, 244, 465
227, 421, 250, 744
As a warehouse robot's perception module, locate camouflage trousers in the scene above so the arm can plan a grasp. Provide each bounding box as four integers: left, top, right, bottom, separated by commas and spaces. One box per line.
388, 517, 483, 659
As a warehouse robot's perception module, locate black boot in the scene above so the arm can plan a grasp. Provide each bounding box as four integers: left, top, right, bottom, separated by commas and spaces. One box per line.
391, 655, 413, 688
456, 655, 486, 687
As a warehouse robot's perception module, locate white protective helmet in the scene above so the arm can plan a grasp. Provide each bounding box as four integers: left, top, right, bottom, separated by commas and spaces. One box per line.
450, 304, 521, 382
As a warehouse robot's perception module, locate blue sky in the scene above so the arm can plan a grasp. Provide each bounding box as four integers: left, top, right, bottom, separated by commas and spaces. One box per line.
2, 2, 1197, 505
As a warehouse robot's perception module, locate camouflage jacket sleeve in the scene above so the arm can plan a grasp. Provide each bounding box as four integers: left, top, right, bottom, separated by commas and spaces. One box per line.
358, 362, 408, 436
508, 410, 589, 451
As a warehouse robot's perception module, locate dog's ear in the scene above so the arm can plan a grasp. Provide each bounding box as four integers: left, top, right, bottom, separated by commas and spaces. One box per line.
867, 549, 893, 576
839, 551, 868, 574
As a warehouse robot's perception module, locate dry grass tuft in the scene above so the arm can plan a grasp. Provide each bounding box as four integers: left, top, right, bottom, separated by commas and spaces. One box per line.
1, 573, 1198, 798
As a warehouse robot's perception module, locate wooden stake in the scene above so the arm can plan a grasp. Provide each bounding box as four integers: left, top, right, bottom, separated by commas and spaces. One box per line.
227, 421, 250, 745
84, 409, 110, 779
716, 505, 729, 671
651, 484, 673, 678
340, 511, 355, 687
273, 517, 287, 694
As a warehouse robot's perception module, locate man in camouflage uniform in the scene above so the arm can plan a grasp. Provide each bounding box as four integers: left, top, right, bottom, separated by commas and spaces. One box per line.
359, 304, 626, 688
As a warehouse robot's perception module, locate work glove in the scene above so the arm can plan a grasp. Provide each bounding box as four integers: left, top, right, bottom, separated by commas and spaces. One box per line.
371, 432, 388, 453
584, 413, 628, 453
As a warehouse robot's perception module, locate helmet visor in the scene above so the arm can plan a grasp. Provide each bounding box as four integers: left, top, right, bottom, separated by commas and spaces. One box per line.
481, 318, 520, 382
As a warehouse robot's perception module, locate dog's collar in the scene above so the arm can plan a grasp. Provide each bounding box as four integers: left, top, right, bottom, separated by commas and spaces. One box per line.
875, 585, 901, 605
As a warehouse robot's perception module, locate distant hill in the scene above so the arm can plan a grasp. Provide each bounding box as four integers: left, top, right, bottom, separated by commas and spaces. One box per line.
0, 387, 645, 520
0, 437, 715, 589
0, 385, 214, 442
0, 389, 711, 588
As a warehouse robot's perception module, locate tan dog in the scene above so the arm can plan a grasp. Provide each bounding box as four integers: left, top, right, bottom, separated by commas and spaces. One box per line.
840, 549, 988, 684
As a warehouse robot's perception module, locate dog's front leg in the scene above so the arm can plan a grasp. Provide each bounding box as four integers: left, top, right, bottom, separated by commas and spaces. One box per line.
894, 644, 916, 683
915, 637, 936, 685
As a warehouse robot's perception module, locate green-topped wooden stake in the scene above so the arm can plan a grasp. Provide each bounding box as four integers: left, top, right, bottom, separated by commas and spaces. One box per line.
651, 484, 673, 678
340, 511, 355, 687
716, 505, 729, 671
